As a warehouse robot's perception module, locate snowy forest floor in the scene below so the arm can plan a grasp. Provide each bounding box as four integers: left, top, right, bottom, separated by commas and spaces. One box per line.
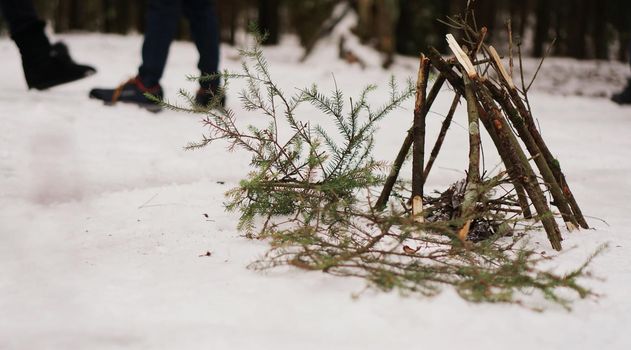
1, 34, 631, 349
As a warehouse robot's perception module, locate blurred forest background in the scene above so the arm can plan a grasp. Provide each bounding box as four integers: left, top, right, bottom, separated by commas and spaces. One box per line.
1, 0, 630, 62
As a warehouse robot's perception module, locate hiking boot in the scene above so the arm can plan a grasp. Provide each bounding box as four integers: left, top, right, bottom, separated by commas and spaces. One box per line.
89, 77, 163, 112
26, 42, 96, 90
612, 79, 631, 105
13, 22, 96, 90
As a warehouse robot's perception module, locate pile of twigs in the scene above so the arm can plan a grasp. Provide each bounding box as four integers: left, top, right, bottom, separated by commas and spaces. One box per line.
375, 17, 588, 251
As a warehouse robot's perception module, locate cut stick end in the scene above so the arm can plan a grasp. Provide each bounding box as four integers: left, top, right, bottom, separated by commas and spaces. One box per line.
412, 195, 424, 223
458, 220, 472, 241
566, 222, 578, 232
488, 45, 515, 89
446, 34, 477, 79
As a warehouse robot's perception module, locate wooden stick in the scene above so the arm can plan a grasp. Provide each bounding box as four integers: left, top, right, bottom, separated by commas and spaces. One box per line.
503, 79, 589, 229
412, 196, 424, 223
427, 48, 563, 248
474, 82, 563, 250
448, 57, 497, 67
488, 46, 515, 89
478, 104, 533, 219
412, 55, 431, 221
469, 33, 589, 229
473, 27, 488, 57
446, 34, 477, 78
459, 72, 482, 241
374, 75, 446, 210
427, 47, 532, 218
484, 80, 579, 230
423, 93, 460, 182
507, 19, 514, 78
463, 74, 481, 185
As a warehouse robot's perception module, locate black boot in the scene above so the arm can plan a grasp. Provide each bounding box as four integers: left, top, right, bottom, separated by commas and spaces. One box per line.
89, 77, 164, 112
12, 22, 96, 90
612, 79, 631, 105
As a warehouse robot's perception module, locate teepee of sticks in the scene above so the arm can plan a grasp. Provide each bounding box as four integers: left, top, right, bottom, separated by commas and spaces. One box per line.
374, 24, 588, 251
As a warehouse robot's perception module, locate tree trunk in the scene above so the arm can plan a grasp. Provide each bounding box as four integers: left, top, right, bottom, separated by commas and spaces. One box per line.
591, 0, 608, 60
259, 0, 280, 45
375, 0, 398, 67
567, 0, 589, 59
474, 0, 497, 35
533, 0, 550, 57
356, 0, 374, 43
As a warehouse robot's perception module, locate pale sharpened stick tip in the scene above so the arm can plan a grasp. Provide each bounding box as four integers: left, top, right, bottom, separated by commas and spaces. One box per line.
446, 34, 477, 79
489, 45, 515, 89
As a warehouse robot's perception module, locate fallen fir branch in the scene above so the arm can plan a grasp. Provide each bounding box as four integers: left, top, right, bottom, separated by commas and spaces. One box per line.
248, 183, 605, 310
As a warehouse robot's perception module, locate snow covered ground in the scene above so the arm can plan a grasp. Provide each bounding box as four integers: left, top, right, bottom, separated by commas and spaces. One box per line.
1, 33, 631, 350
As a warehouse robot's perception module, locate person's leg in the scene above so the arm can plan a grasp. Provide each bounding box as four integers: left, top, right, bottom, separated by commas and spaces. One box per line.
90, 0, 181, 110
0, 0, 50, 67
89, 0, 181, 110
138, 0, 182, 87
0, 0, 95, 90
181, 0, 220, 92
0, 0, 42, 36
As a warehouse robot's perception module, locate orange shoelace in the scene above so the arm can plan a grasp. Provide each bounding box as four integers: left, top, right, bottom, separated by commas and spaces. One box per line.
110, 79, 134, 104
110, 78, 161, 104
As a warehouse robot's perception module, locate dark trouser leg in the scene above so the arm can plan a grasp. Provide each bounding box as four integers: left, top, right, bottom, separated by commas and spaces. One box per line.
138, 0, 181, 87
1, 0, 95, 89
0, 0, 43, 36
0, 0, 50, 62
182, 0, 220, 91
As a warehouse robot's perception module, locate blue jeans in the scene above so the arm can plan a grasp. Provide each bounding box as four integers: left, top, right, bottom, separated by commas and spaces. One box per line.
138, 0, 220, 90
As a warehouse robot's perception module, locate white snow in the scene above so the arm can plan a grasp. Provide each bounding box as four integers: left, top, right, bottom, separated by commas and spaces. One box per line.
1, 33, 631, 350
